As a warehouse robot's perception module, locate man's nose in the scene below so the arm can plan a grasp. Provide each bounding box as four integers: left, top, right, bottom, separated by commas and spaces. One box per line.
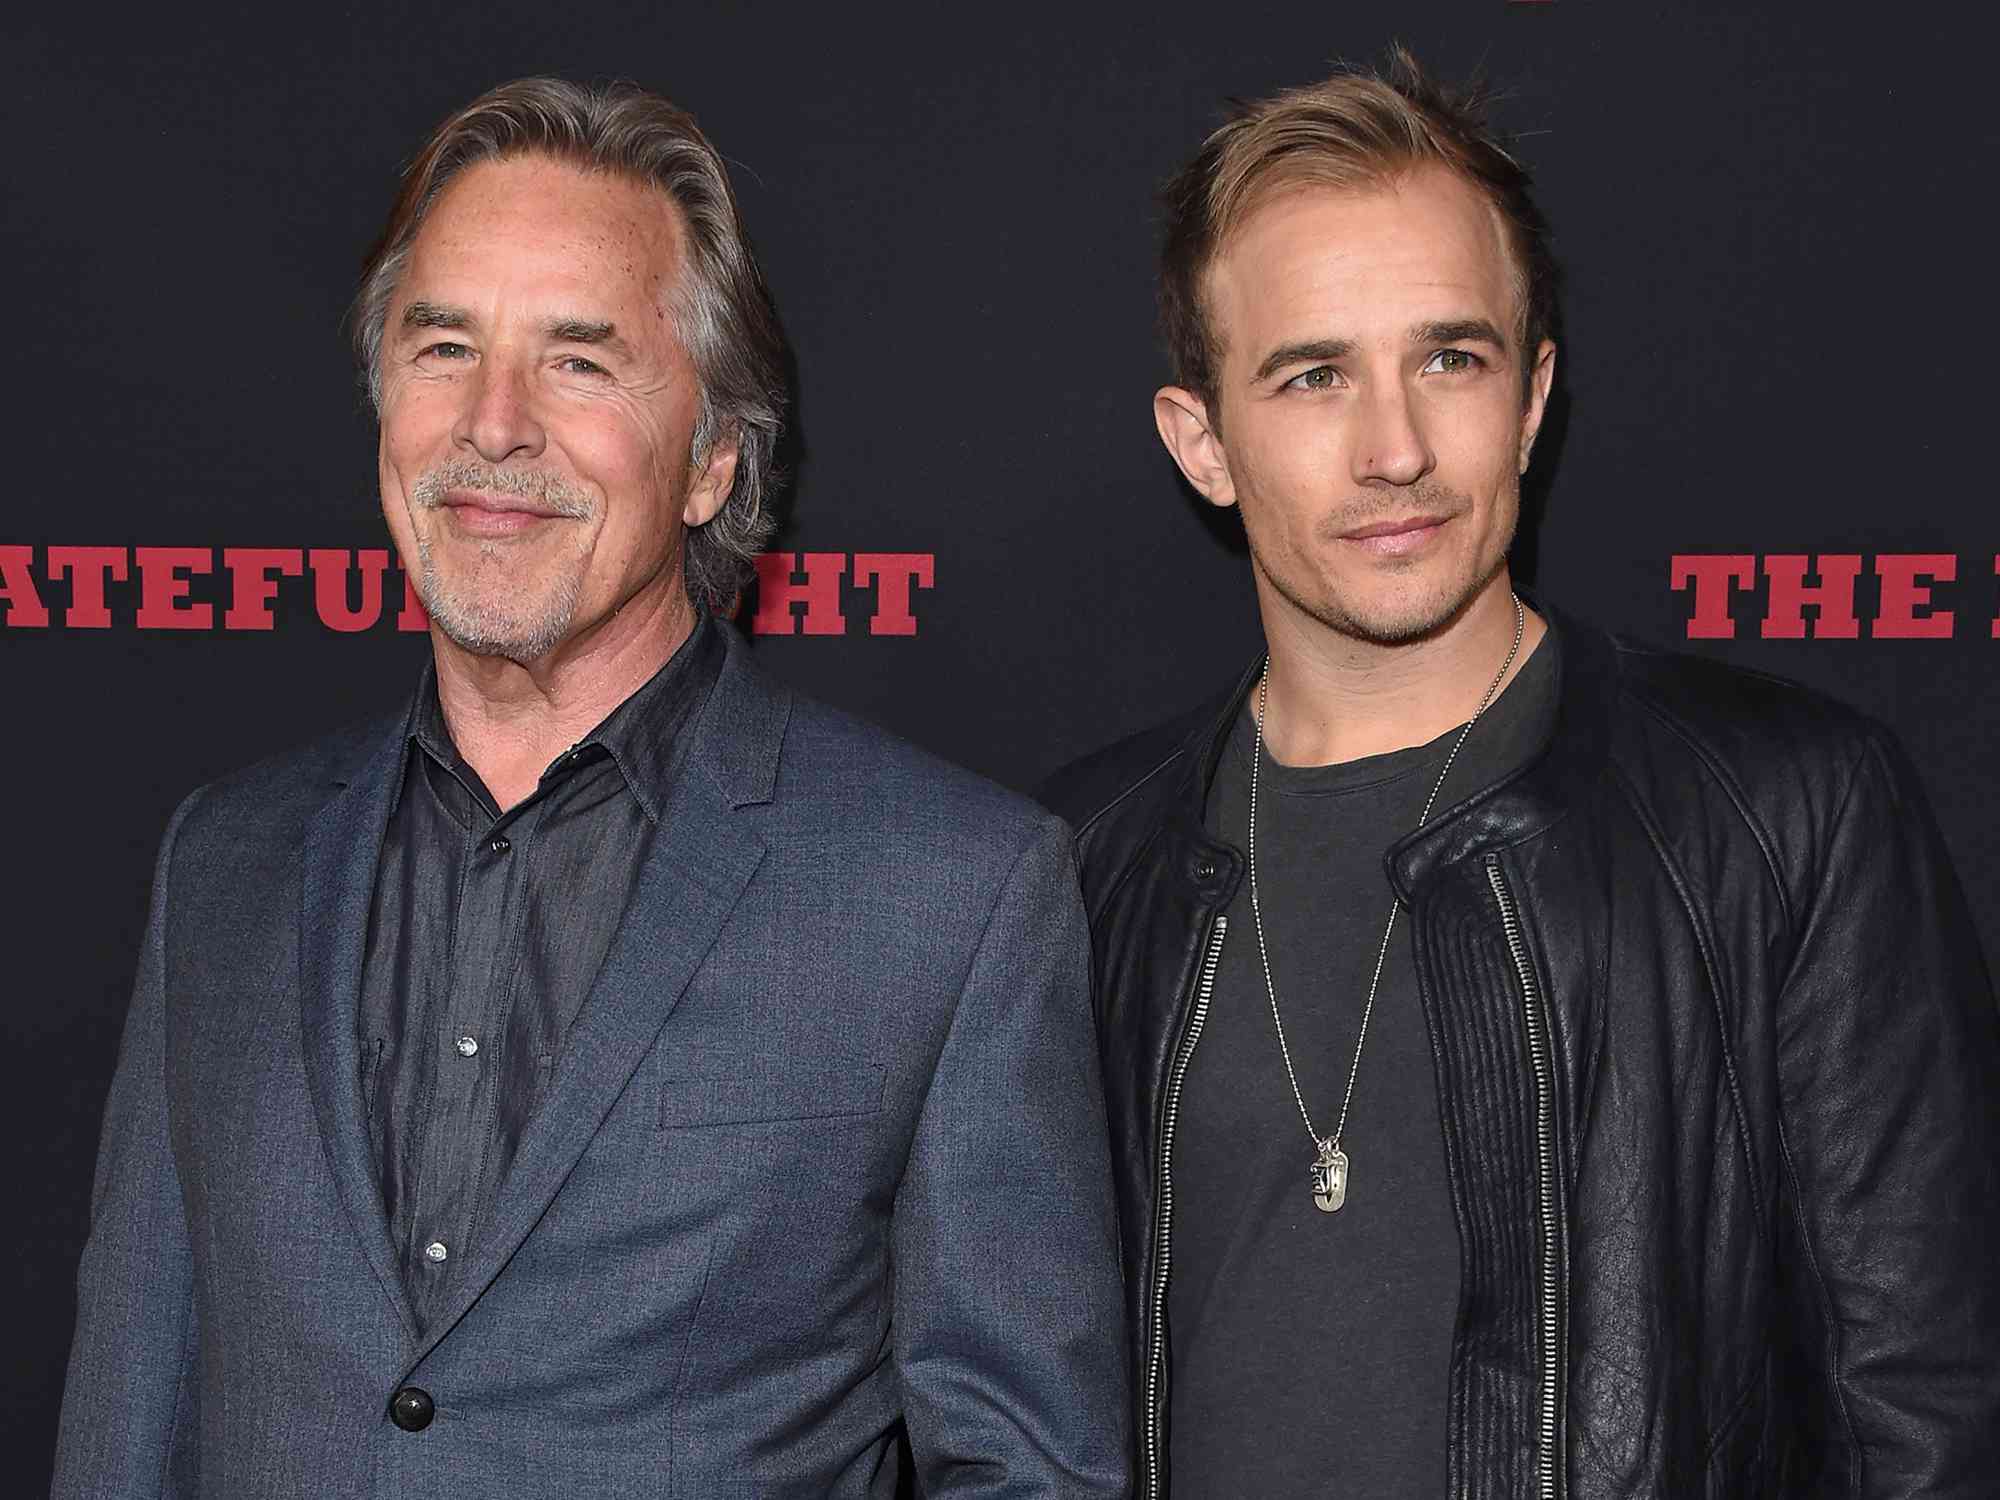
1350, 382, 1434, 488
454, 357, 547, 465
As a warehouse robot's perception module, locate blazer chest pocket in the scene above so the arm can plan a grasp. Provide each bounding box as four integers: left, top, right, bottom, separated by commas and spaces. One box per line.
657, 1068, 883, 1130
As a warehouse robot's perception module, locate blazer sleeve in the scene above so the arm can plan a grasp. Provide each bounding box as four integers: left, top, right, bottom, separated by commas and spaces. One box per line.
51, 791, 204, 1500
1772, 727, 2000, 1496
892, 812, 1133, 1498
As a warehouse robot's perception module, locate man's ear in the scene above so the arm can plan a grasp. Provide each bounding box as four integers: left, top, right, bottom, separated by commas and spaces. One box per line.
683, 434, 741, 528
1153, 386, 1237, 509
1518, 340, 1558, 474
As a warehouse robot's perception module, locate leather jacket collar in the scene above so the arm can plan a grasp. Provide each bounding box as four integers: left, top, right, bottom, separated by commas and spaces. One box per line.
1134, 600, 1616, 897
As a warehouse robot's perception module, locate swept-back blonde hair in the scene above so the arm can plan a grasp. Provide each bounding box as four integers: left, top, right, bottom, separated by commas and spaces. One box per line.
1160, 47, 1557, 418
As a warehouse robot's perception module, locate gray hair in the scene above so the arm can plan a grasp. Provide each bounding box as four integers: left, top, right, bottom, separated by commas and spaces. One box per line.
352, 77, 788, 614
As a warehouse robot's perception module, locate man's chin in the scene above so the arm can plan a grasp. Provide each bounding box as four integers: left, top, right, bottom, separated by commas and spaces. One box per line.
420, 587, 574, 665
440, 633, 560, 663
1329, 610, 1456, 647
1306, 581, 1489, 647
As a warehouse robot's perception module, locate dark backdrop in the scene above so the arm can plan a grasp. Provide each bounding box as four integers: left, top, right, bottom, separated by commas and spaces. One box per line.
8, 3, 1996, 1482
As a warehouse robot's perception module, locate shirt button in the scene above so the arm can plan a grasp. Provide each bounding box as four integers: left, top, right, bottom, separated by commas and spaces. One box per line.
424, 1240, 449, 1265
454, 1034, 479, 1058
488, 834, 511, 855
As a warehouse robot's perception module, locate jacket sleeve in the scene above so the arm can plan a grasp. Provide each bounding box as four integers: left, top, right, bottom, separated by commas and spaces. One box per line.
892, 813, 1133, 1498
50, 792, 204, 1499
1772, 728, 2000, 1496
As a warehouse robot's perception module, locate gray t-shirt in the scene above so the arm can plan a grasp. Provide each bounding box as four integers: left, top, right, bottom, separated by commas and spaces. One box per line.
1170, 628, 1560, 1497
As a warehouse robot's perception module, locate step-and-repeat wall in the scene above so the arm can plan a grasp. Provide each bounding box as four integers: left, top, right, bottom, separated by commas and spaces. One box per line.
8, 4, 1995, 1480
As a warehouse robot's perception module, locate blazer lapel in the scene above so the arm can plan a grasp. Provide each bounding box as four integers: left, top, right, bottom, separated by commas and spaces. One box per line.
299, 718, 421, 1346
409, 632, 786, 1365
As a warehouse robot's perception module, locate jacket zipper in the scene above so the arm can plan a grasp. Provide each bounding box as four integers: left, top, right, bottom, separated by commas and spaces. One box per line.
1484, 856, 1563, 1500
1142, 912, 1226, 1500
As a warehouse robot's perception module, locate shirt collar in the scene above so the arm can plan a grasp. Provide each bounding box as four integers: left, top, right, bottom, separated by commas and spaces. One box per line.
401, 612, 727, 827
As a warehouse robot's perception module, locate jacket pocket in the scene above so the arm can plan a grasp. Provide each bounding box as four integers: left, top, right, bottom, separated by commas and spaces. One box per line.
657, 1069, 883, 1129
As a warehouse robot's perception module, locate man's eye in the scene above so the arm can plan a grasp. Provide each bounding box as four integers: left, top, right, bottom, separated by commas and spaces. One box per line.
420, 341, 470, 361
559, 356, 608, 376
1425, 349, 1481, 375
1288, 365, 1339, 391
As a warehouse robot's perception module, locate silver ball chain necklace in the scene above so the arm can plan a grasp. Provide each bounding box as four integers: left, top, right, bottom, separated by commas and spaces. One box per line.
1247, 592, 1524, 1213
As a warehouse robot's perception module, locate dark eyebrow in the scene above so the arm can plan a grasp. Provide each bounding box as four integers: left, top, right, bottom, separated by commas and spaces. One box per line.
1412, 318, 1508, 350
543, 317, 618, 345
543, 317, 637, 364
1253, 338, 1355, 384
401, 300, 469, 331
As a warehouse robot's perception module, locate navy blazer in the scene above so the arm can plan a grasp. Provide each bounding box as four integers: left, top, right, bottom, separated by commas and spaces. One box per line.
53, 627, 1131, 1498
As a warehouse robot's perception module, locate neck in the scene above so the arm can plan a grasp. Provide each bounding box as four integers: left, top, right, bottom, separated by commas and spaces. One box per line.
1257, 575, 1543, 767
431, 581, 698, 810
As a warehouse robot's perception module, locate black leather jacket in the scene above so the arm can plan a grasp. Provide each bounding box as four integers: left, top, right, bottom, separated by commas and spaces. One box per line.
1042, 618, 2000, 1499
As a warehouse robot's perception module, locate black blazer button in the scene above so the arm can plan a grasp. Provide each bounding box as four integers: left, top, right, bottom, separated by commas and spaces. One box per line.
389, 1386, 435, 1432
1195, 859, 1217, 880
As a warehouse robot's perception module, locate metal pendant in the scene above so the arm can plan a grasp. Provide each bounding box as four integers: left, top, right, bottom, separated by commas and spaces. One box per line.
1311, 1140, 1348, 1213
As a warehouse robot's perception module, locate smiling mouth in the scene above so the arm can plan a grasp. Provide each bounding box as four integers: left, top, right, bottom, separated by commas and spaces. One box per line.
440, 489, 567, 518
436, 491, 572, 538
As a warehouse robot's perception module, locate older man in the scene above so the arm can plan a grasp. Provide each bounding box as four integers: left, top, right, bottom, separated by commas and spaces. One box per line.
54, 79, 1128, 1499
1044, 51, 2000, 1499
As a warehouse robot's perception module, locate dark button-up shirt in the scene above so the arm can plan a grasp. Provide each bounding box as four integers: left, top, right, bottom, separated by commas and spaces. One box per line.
357, 617, 724, 1329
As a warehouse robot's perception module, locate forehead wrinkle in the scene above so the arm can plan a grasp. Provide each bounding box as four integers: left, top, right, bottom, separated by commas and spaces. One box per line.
422, 154, 688, 290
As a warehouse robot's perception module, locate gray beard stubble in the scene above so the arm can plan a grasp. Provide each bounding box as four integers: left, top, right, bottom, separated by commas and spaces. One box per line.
406, 460, 595, 661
